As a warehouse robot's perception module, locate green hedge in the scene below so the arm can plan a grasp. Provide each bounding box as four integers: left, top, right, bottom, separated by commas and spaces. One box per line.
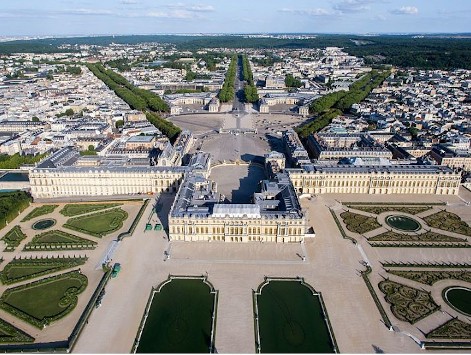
0, 271, 88, 328
0, 318, 34, 343
1, 226, 27, 252
21, 205, 58, 222
0, 256, 88, 285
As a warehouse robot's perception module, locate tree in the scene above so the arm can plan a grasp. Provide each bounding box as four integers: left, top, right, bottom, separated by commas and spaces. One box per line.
65, 108, 74, 116
285, 74, 302, 88
32, 116, 39, 122
88, 145, 95, 151
185, 71, 197, 81
115, 120, 124, 129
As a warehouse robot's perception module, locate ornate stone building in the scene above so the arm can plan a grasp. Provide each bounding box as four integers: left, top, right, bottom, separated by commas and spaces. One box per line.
287, 165, 461, 195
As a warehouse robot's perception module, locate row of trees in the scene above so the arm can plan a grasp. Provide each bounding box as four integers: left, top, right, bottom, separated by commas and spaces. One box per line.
296, 109, 342, 139
87, 63, 169, 112
241, 54, 259, 103
309, 70, 390, 114
334, 70, 391, 111
298, 70, 390, 138
87, 63, 181, 141
218, 55, 237, 102
145, 112, 181, 142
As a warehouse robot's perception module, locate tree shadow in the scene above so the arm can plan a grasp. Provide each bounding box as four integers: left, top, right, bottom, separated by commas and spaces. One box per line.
372, 344, 384, 353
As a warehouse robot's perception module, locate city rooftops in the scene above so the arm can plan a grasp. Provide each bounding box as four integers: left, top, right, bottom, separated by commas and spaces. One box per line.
127, 135, 155, 143
289, 164, 455, 175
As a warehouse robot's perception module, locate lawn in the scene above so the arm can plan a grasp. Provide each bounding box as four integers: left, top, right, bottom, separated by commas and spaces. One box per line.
59, 203, 122, 217
63, 208, 128, 238
423, 211, 471, 236
340, 211, 381, 234
21, 205, 58, 222
24, 230, 97, 251
0, 271, 88, 328
0, 257, 87, 285
1, 226, 27, 252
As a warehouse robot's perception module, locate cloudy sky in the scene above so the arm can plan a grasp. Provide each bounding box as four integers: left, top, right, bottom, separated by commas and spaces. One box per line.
0, 0, 469, 36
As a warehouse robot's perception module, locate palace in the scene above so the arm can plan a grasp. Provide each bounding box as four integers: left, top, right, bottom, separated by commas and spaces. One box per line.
168, 171, 307, 243
287, 164, 461, 195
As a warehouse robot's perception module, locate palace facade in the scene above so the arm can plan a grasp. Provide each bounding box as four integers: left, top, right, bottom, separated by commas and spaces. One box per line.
287, 164, 461, 195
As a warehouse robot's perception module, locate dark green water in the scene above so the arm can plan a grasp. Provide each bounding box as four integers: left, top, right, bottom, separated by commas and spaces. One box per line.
257, 281, 335, 353
386, 215, 421, 231
0, 173, 29, 182
445, 287, 471, 316
136, 279, 215, 353
32, 219, 56, 230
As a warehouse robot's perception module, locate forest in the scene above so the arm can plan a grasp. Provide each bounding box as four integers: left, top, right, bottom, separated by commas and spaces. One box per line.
2, 35, 470, 70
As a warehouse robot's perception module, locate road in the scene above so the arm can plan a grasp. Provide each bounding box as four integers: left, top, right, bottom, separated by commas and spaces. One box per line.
232, 55, 246, 128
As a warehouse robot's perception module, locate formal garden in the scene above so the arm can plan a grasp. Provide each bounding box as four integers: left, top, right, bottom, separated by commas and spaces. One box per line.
0, 256, 88, 285
24, 230, 97, 251
21, 205, 58, 222
423, 211, 471, 237
426, 318, 471, 339
0, 271, 88, 328
1, 226, 27, 252
0, 318, 34, 343
63, 208, 128, 238
368, 230, 467, 243
339, 211, 381, 234
0, 199, 145, 348
378, 279, 439, 324
378, 263, 471, 340
386, 270, 471, 286
345, 204, 432, 215
59, 203, 122, 217
331, 202, 471, 346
